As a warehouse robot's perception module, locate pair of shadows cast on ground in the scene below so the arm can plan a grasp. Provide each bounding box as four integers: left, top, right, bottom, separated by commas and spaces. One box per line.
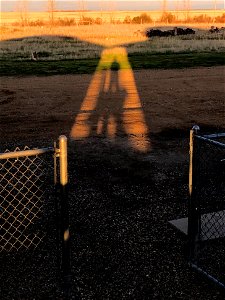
70, 47, 151, 154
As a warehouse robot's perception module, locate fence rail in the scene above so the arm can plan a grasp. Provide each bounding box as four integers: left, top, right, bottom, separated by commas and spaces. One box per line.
195, 134, 225, 149
0, 147, 54, 160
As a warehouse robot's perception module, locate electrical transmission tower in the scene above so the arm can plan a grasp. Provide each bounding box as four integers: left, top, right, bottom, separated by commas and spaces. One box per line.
175, 1, 180, 20
97, 1, 117, 12
78, 0, 87, 11
183, 0, 191, 19
18, 0, 29, 25
162, 0, 168, 12
183, 0, 191, 11
187, 0, 191, 11
48, 0, 55, 24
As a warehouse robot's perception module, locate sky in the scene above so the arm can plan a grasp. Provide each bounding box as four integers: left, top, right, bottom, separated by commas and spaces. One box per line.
0, 1, 224, 12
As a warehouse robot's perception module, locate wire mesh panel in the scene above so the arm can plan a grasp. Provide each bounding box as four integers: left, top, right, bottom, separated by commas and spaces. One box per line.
0, 147, 52, 251
189, 131, 225, 287
0, 145, 63, 299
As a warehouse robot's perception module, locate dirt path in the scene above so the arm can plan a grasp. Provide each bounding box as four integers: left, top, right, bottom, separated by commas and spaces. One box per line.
0, 66, 224, 147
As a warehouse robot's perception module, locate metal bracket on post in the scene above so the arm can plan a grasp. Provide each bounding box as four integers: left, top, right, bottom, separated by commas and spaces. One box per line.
192, 125, 200, 135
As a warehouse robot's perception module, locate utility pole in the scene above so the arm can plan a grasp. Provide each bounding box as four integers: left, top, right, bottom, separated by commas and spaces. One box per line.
19, 0, 29, 26
213, 0, 217, 22
48, 0, 55, 25
78, 0, 87, 11
99, 0, 104, 17
78, 0, 87, 24
187, 0, 191, 11
162, 0, 168, 13
108, 0, 117, 23
183, 0, 191, 21
186, 0, 191, 20
175, 0, 180, 20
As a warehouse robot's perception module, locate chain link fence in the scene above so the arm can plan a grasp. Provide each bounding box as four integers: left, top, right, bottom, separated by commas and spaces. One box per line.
0, 136, 70, 299
188, 127, 225, 288
0, 146, 54, 252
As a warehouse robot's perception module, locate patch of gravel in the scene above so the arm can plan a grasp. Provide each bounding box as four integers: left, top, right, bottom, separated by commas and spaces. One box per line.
1, 137, 225, 299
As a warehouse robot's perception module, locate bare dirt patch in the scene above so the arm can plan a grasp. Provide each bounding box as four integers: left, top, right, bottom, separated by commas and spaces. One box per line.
0, 66, 225, 299
0, 66, 224, 144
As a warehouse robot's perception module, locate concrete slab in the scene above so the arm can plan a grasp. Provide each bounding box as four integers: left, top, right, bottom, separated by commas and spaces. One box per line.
169, 210, 225, 241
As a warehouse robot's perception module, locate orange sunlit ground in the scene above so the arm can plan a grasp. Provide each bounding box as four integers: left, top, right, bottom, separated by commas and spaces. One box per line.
71, 47, 150, 152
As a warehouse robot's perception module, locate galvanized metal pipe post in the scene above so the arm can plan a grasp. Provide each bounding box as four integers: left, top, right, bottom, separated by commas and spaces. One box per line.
188, 125, 200, 261
59, 135, 71, 293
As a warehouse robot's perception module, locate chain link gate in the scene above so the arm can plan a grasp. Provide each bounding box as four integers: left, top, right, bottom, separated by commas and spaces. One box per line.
0, 135, 70, 299
188, 126, 225, 289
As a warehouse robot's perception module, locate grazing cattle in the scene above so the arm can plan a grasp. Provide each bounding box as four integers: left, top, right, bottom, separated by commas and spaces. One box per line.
185, 28, 195, 35
209, 26, 219, 33
146, 27, 195, 38
209, 26, 224, 33
175, 27, 195, 35
175, 27, 185, 35
146, 29, 163, 37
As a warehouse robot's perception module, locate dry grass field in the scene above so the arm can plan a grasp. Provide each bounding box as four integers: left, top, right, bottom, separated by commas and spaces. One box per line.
1, 25, 225, 61
1, 10, 225, 59
1, 9, 225, 25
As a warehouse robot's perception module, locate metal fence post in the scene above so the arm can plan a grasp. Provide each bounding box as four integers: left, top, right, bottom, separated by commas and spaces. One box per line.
188, 125, 200, 262
59, 135, 71, 292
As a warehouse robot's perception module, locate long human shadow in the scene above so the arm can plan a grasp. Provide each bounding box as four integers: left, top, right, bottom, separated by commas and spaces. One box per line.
70, 46, 151, 153
87, 64, 127, 139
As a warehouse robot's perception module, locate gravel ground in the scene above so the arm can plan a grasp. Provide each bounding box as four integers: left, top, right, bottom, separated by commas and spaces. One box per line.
66, 136, 225, 300
1, 134, 224, 299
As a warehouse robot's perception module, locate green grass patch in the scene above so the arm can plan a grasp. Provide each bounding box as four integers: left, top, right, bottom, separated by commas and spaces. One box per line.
128, 52, 225, 70
0, 59, 99, 76
0, 52, 224, 76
